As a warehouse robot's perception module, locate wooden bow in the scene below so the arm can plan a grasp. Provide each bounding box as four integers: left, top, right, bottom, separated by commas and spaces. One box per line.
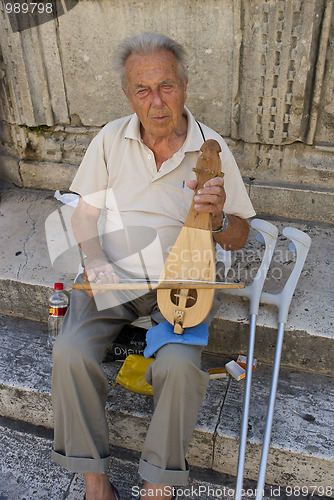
72, 279, 244, 291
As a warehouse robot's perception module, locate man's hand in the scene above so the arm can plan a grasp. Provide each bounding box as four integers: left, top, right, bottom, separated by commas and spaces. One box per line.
186, 176, 226, 230
71, 198, 120, 296
83, 259, 119, 296
186, 176, 250, 250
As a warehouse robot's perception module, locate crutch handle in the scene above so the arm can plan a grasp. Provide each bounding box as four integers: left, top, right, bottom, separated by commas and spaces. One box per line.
221, 219, 278, 315
260, 227, 311, 324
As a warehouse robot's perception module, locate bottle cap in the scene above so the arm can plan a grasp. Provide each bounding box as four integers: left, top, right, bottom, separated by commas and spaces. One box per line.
54, 283, 64, 290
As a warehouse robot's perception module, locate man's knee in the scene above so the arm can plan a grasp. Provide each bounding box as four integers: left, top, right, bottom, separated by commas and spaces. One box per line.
155, 353, 196, 380
146, 345, 207, 388
52, 329, 95, 368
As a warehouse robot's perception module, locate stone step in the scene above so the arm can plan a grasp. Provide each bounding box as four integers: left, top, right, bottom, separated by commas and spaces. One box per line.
250, 181, 334, 224
3, 418, 330, 500
1, 181, 333, 374
3, 151, 334, 224
0, 313, 333, 496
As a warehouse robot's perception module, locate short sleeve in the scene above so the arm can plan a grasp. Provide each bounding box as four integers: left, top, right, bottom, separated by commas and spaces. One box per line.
70, 129, 108, 209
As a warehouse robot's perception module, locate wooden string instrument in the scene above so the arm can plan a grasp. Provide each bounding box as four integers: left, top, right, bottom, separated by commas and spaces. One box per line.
157, 139, 223, 333
72, 139, 244, 331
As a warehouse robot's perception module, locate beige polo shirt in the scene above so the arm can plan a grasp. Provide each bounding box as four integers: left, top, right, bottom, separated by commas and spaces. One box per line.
70, 107, 255, 279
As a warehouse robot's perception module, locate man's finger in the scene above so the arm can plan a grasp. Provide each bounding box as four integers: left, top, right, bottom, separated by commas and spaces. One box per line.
194, 192, 223, 204
185, 180, 197, 190
203, 176, 224, 188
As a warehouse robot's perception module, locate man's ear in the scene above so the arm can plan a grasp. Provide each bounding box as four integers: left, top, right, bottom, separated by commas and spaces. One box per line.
184, 79, 188, 101
122, 88, 135, 113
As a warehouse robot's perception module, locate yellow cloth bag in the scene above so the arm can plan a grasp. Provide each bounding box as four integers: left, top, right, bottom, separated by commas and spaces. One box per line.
115, 354, 154, 396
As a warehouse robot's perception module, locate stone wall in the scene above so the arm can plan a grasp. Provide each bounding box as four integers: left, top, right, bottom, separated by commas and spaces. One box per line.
0, 0, 333, 222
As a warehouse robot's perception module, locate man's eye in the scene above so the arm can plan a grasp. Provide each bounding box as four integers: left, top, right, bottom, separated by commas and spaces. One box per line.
161, 85, 174, 92
137, 89, 149, 96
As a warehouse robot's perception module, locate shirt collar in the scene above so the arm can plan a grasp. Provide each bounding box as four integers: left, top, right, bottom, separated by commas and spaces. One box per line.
124, 106, 206, 152
182, 107, 207, 153
124, 113, 141, 141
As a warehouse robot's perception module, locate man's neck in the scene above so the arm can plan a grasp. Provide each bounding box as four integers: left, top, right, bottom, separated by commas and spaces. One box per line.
141, 115, 188, 170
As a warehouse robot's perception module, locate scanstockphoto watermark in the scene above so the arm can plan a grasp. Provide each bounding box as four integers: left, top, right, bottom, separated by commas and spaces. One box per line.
131, 485, 264, 498
131, 485, 334, 498
2, 0, 79, 32
164, 245, 296, 284
215, 246, 296, 283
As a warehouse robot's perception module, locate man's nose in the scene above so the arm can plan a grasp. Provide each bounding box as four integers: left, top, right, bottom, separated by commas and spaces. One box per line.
151, 89, 164, 107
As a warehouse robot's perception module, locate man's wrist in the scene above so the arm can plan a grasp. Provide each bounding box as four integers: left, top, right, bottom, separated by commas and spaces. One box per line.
212, 211, 229, 233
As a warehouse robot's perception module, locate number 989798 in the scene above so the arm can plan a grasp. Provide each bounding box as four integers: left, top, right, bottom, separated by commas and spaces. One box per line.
5, 3, 53, 15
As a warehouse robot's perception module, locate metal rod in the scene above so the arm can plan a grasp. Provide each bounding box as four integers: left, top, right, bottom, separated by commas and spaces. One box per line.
255, 322, 285, 500
235, 313, 257, 500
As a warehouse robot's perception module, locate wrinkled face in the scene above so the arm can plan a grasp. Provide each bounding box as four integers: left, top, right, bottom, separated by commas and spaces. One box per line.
123, 50, 187, 140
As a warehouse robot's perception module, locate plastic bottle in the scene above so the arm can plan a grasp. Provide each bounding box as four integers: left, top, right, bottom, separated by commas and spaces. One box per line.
47, 283, 68, 350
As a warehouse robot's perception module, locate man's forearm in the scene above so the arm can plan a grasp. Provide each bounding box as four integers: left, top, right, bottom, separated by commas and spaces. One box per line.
71, 212, 106, 264
213, 214, 250, 251
71, 207, 118, 290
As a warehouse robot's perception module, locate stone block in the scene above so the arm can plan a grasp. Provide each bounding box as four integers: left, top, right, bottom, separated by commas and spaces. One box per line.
0, 6, 68, 127
227, 141, 334, 189
207, 319, 334, 376
56, 0, 235, 134
19, 160, 78, 190
13, 125, 100, 170
250, 182, 334, 223
236, 0, 327, 145
0, 14, 35, 126
0, 153, 22, 186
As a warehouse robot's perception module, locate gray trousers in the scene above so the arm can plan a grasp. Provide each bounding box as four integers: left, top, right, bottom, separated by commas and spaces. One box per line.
51, 281, 210, 485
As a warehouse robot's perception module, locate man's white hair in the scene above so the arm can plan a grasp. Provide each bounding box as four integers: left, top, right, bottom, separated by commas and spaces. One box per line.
112, 32, 188, 89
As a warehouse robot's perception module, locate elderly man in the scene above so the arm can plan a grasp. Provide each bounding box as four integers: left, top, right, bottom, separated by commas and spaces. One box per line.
51, 33, 255, 500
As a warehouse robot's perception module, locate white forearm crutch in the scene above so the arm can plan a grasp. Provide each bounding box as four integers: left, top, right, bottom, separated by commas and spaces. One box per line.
254, 227, 311, 500
220, 218, 279, 500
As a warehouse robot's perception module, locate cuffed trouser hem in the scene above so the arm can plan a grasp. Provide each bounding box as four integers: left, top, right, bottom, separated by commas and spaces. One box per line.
138, 458, 190, 486
52, 450, 110, 473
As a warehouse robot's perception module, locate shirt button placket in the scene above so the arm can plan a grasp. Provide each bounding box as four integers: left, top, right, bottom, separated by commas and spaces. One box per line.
147, 153, 155, 175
